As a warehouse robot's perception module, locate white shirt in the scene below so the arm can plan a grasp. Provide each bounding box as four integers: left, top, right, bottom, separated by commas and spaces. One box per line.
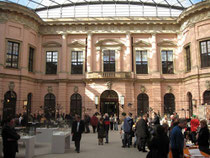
77, 121, 80, 132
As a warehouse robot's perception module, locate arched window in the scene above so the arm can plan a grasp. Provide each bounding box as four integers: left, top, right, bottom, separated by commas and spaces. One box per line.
137, 93, 149, 116
70, 93, 82, 117
164, 93, 175, 115
44, 93, 56, 120
187, 92, 193, 117
27, 93, 32, 114
203, 90, 210, 105
3, 91, 17, 120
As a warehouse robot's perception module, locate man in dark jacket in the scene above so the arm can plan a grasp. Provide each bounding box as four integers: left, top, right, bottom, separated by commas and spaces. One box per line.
104, 113, 110, 143
2, 117, 20, 158
170, 118, 187, 158
72, 115, 85, 153
136, 114, 149, 152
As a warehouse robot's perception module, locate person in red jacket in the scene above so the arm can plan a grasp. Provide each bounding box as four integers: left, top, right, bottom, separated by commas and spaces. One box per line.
190, 115, 200, 144
91, 113, 98, 133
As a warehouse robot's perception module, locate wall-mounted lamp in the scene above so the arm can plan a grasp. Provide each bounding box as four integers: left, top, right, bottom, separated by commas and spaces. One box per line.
95, 96, 99, 109
120, 96, 124, 108
23, 100, 28, 106
192, 99, 197, 108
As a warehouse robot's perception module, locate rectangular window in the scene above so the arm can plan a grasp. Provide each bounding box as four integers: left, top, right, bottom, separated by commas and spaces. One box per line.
200, 40, 210, 68
103, 50, 115, 72
185, 46, 191, 72
6, 41, 20, 68
136, 50, 148, 74
46, 51, 57, 74
71, 51, 83, 74
28, 47, 34, 72
161, 50, 174, 74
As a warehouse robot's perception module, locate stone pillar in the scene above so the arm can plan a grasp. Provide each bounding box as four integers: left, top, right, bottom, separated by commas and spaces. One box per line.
58, 83, 67, 114
61, 34, 67, 73
151, 82, 162, 115
87, 33, 92, 72
125, 32, 132, 72
151, 33, 158, 74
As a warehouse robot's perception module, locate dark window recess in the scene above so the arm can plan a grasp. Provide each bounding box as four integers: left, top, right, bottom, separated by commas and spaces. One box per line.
6, 41, 20, 68
185, 46, 191, 72
71, 51, 83, 74
200, 40, 210, 68
136, 50, 148, 74
103, 50, 115, 72
28, 47, 34, 72
46, 51, 58, 74
162, 50, 174, 74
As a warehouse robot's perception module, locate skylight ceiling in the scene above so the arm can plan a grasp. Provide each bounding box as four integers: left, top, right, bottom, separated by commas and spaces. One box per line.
0, 0, 204, 18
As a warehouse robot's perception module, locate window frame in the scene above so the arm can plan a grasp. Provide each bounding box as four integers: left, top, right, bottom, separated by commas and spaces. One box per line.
135, 50, 148, 74
185, 45, 191, 72
5, 40, 20, 69
71, 50, 84, 74
161, 49, 174, 74
28, 46, 35, 72
200, 40, 210, 68
45, 51, 58, 75
103, 49, 116, 72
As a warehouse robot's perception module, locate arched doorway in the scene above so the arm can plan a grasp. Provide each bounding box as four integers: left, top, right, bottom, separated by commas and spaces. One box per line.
203, 90, 210, 105
70, 93, 82, 117
27, 93, 32, 114
187, 92, 193, 117
44, 93, 56, 120
100, 90, 119, 117
137, 93, 149, 116
164, 93, 175, 115
3, 91, 17, 120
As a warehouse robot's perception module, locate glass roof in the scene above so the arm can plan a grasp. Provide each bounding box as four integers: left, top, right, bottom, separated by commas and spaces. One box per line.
0, 0, 204, 18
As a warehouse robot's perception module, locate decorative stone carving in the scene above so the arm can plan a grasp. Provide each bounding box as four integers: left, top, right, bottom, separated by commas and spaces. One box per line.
74, 86, 79, 93
8, 81, 15, 91
133, 40, 151, 47
68, 41, 86, 48
95, 39, 124, 47
140, 85, 146, 93
106, 81, 112, 90
47, 86, 53, 93
167, 85, 173, 93
42, 41, 62, 48
205, 80, 210, 90
157, 40, 177, 47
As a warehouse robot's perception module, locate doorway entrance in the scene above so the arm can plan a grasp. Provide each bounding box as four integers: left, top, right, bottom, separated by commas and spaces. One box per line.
100, 90, 119, 117
3, 91, 17, 120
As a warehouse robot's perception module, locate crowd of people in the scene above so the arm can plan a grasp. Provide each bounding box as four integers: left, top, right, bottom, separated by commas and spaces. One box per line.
0, 111, 209, 157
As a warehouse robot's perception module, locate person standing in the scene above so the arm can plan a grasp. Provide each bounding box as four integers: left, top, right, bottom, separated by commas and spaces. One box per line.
72, 115, 85, 153
190, 115, 200, 144
91, 114, 98, 133
104, 113, 110, 143
146, 125, 169, 158
170, 118, 187, 158
2, 117, 20, 158
97, 118, 105, 145
136, 114, 149, 152
196, 119, 209, 154
84, 114, 90, 133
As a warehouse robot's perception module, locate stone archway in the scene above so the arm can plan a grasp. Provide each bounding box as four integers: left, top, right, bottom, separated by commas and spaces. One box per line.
100, 90, 119, 117
164, 93, 175, 115
137, 93, 149, 116
3, 91, 17, 120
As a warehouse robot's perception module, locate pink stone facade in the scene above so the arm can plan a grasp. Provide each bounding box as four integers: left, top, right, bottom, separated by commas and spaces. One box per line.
0, 1, 210, 119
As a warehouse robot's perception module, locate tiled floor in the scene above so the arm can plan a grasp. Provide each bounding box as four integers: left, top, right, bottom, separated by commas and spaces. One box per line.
16, 130, 147, 158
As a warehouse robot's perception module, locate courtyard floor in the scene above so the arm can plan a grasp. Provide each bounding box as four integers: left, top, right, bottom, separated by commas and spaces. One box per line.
17, 130, 147, 158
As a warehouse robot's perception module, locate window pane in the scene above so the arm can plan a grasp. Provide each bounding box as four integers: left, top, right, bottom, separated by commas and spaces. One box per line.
168, 51, 173, 61
201, 42, 207, 54
162, 51, 166, 61
142, 51, 147, 61
136, 51, 141, 62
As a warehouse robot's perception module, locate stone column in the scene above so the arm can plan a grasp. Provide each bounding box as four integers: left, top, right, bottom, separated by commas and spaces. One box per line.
87, 32, 92, 72
58, 82, 67, 114
151, 33, 158, 74
61, 34, 67, 73
125, 32, 132, 72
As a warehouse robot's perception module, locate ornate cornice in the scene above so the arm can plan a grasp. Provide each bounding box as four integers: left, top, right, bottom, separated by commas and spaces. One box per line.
68, 41, 86, 48
157, 40, 177, 47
